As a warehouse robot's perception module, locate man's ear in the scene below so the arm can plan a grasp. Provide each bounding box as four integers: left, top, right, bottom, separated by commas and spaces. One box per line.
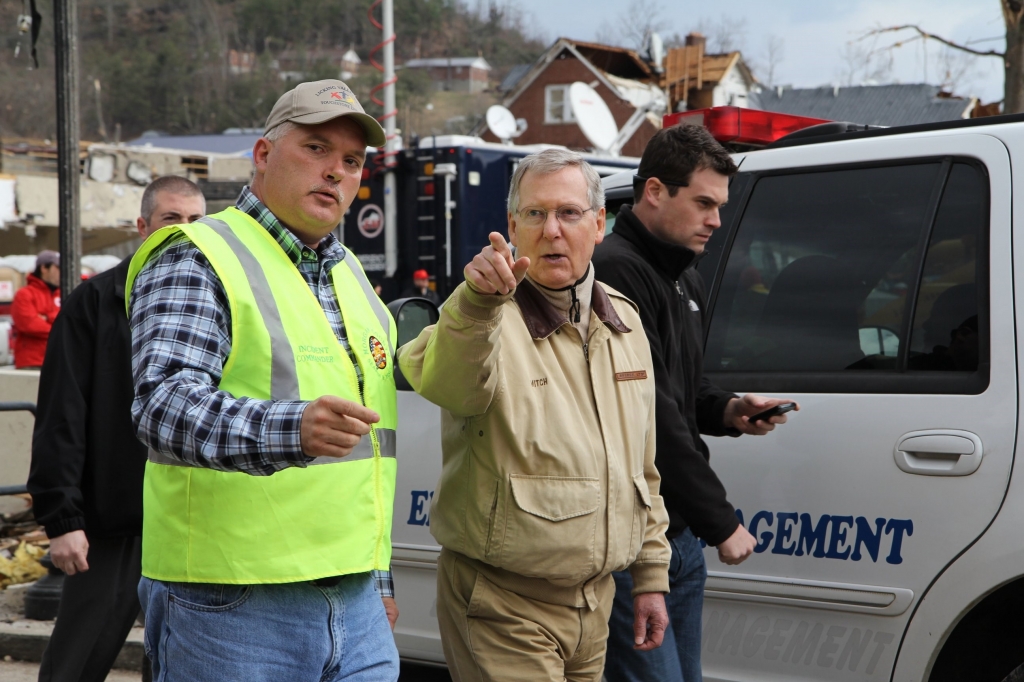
644, 177, 663, 207
136, 217, 148, 239
252, 138, 272, 172
594, 207, 606, 245
508, 212, 518, 247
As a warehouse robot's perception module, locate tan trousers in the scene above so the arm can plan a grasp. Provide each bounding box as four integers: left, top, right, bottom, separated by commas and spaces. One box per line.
436, 549, 615, 682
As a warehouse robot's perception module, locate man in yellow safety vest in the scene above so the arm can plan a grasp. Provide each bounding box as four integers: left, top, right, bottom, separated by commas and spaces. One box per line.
127, 80, 400, 682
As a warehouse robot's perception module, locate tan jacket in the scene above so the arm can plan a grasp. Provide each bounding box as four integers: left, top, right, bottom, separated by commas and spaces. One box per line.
398, 278, 670, 609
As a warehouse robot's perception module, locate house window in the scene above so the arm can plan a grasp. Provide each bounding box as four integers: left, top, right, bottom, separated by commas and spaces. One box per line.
545, 85, 575, 124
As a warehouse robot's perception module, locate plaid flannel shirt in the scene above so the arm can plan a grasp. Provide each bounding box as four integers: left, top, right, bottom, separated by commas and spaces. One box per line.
129, 187, 394, 597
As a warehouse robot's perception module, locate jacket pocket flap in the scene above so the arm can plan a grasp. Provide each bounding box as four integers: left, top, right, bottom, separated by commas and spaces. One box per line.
632, 474, 653, 510
509, 475, 600, 521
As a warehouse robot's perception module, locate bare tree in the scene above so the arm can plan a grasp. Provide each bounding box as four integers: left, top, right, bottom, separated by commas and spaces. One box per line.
857, 1, 1024, 112
936, 46, 983, 94
695, 15, 749, 54
595, 0, 672, 51
759, 34, 785, 88
836, 40, 894, 87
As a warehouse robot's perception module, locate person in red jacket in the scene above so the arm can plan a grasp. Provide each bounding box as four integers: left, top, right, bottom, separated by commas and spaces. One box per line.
12, 250, 61, 369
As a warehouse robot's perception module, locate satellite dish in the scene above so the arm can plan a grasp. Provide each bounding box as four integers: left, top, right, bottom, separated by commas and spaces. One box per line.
568, 82, 619, 153
646, 32, 665, 72
486, 105, 518, 143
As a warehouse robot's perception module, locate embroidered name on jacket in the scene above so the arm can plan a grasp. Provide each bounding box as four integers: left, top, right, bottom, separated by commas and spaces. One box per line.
615, 370, 647, 381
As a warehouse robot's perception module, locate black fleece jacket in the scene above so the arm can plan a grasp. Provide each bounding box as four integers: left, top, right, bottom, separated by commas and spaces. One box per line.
593, 205, 740, 545
27, 257, 146, 538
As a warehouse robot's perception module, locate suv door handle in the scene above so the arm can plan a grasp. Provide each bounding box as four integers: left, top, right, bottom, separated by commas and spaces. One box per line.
894, 430, 984, 477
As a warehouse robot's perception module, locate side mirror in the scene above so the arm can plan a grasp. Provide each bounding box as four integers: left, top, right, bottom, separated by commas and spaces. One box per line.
387, 297, 440, 391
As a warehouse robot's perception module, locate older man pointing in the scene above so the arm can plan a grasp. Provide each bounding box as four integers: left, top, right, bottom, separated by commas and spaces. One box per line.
398, 149, 671, 682
129, 80, 400, 682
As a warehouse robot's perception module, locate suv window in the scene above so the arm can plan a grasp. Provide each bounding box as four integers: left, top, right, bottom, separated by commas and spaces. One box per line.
704, 160, 988, 393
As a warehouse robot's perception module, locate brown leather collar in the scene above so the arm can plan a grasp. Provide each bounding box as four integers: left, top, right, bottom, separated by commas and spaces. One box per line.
515, 278, 631, 340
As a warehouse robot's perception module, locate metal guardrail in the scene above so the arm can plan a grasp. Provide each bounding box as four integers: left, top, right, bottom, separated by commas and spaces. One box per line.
0, 401, 35, 496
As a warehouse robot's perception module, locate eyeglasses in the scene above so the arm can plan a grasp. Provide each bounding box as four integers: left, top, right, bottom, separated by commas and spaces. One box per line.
517, 205, 594, 227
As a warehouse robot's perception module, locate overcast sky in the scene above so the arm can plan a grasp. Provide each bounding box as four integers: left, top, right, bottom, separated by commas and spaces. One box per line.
513, 0, 1007, 103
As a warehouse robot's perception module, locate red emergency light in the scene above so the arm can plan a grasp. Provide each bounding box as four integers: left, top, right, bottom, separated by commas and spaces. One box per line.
663, 107, 830, 146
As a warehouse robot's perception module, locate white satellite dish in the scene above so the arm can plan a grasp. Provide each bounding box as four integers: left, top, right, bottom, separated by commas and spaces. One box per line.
569, 82, 619, 153
486, 105, 519, 143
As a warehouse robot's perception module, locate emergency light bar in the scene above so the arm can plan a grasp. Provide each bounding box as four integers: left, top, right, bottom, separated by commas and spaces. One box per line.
664, 107, 830, 147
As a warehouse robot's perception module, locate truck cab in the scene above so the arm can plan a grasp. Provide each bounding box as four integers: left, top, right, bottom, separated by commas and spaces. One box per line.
388, 109, 1024, 681
600, 109, 1022, 682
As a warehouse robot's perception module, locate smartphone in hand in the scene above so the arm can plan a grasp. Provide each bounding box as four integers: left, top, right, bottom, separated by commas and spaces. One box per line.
750, 402, 797, 423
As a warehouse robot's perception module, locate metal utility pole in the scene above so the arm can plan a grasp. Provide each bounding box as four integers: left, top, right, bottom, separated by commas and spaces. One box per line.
382, 0, 398, 279
54, 0, 81, 293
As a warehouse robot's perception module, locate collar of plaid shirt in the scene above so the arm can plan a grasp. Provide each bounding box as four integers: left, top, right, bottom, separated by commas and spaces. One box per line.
234, 186, 347, 266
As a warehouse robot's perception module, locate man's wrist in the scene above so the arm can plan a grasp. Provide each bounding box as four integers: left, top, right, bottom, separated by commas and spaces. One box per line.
262, 400, 314, 466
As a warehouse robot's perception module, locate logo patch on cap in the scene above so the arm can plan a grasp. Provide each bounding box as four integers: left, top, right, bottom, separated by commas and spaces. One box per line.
369, 336, 387, 370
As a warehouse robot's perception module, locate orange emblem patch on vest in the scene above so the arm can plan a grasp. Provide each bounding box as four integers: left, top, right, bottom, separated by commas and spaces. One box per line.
615, 370, 647, 381
369, 336, 387, 370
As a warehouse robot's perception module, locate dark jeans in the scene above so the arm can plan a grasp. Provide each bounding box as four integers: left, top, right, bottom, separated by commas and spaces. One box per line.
605, 528, 707, 682
38, 534, 143, 682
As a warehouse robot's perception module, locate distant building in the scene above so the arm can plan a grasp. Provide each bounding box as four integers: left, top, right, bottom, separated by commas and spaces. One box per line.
402, 57, 492, 93
341, 49, 361, 80
228, 49, 257, 76
484, 37, 664, 156
750, 84, 977, 126
272, 47, 361, 82
663, 33, 757, 112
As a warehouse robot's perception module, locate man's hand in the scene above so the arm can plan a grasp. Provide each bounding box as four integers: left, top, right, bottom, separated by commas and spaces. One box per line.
382, 597, 399, 631
300, 396, 380, 459
50, 530, 89, 576
724, 394, 800, 435
464, 232, 530, 295
717, 525, 756, 565
632, 592, 669, 651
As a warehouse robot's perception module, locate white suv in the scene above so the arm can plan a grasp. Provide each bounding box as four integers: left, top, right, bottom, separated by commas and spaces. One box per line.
388, 112, 1024, 682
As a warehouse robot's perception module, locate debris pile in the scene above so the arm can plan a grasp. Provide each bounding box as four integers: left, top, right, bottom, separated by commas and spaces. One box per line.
0, 497, 48, 588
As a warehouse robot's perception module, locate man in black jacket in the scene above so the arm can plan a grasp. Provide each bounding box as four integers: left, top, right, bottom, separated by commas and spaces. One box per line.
595, 125, 797, 682
28, 176, 205, 682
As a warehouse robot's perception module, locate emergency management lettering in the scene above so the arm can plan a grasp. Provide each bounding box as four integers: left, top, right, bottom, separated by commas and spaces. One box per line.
736, 509, 913, 565
296, 345, 335, 363
410, 494, 913, 564
703, 610, 896, 676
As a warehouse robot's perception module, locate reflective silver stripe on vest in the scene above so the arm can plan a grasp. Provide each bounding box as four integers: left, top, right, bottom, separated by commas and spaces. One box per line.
148, 428, 395, 469
199, 217, 300, 402
307, 427, 396, 465
339, 255, 394, 356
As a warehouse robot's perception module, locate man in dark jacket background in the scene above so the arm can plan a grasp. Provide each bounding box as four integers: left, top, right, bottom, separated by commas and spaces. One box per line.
28, 175, 205, 682
595, 125, 797, 682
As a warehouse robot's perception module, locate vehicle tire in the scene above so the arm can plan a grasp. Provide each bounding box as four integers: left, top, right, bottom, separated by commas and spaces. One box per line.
1003, 663, 1024, 682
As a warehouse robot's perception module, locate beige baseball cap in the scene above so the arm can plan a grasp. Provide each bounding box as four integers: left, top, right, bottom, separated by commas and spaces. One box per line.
263, 79, 387, 148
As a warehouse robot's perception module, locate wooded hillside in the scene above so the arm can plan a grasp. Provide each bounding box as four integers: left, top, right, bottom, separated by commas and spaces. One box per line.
1, 0, 544, 140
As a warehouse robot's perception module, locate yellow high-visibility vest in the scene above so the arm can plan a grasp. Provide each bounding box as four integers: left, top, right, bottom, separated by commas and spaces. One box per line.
126, 207, 397, 583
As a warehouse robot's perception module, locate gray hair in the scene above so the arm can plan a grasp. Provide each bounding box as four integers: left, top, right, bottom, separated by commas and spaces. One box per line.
263, 121, 298, 143
507, 149, 605, 214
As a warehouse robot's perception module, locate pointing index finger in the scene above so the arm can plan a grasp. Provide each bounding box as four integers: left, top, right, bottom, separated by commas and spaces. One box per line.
488, 232, 512, 261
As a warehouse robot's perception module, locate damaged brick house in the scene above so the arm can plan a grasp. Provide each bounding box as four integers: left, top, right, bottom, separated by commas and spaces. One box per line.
483, 34, 757, 156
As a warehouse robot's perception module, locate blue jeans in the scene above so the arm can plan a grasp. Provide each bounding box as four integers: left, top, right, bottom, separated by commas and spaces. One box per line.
138, 573, 399, 682
604, 529, 707, 682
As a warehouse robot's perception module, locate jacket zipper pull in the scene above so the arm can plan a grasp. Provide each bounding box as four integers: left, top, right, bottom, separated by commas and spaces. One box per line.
583, 342, 589, 362
675, 281, 685, 298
